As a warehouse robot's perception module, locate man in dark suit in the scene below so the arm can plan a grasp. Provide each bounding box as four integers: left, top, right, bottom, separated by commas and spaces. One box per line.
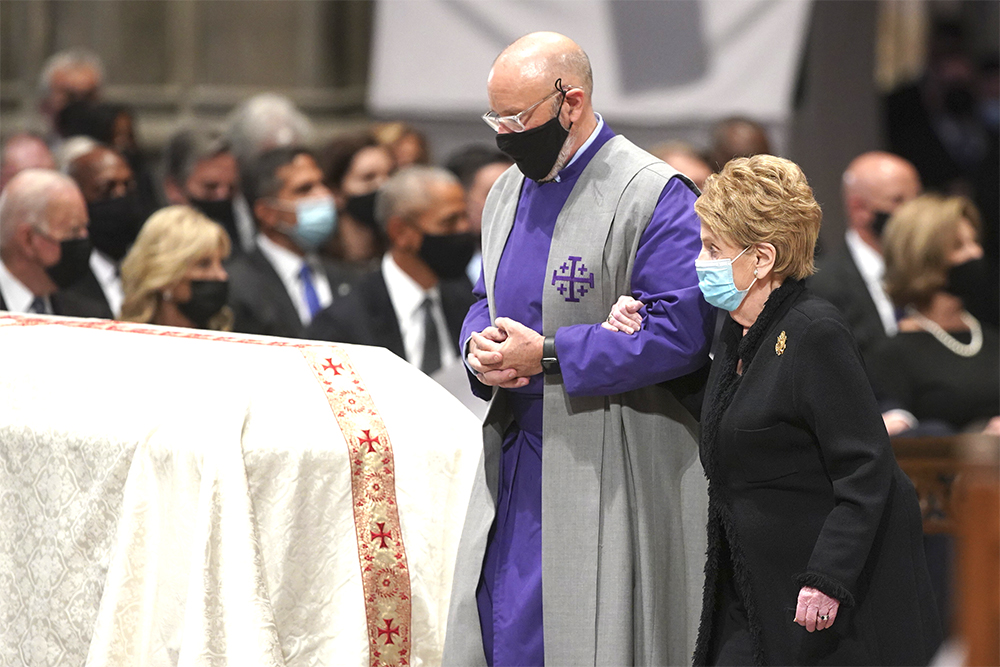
0, 169, 106, 317
306, 166, 476, 374
227, 146, 354, 339
810, 151, 921, 364
64, 144, 147, 319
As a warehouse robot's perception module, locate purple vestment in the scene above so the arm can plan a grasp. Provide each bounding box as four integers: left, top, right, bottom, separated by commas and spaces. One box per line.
461, 123, 711, 666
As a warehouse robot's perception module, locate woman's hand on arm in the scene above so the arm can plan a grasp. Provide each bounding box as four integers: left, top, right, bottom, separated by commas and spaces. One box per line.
601, 295, 644, 334
794, 586, 840, 632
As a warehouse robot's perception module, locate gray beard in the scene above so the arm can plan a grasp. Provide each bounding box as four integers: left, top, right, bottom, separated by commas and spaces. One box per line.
538, 131, 576, 183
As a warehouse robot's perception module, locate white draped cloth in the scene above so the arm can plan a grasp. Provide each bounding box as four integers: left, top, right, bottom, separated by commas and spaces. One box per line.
0, 313, 484, 667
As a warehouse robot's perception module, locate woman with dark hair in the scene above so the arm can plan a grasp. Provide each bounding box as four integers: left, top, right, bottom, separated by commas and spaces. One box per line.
318, 131, 395, 266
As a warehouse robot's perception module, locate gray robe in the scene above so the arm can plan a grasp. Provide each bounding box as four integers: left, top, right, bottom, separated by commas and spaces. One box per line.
443, 136, 709, 666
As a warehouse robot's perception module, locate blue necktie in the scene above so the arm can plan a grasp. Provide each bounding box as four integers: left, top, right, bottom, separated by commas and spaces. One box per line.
29, 297, 47, 314
299, 262, 321, 317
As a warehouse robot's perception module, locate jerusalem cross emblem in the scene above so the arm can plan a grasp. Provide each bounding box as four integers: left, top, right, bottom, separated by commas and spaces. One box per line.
551, 255, 594, 303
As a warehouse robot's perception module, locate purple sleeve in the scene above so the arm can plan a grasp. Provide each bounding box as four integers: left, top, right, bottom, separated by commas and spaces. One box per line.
555, 178, 714, 397
460, 270, 494, 400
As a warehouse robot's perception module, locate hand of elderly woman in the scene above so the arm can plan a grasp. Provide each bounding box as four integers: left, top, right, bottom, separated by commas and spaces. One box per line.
794, 586, 840, 632
601, 295, 644, 334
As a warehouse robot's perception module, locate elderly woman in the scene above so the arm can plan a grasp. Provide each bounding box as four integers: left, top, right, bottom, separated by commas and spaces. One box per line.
607, 155, 941, 665
870, 195, 999, 434
120, 205, 232, 330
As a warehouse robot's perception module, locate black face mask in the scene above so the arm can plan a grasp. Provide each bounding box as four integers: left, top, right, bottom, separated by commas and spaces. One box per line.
418, 232, 478, 281
345, 191, 379, 230
871, 210, 892, 238
188, 196, 239, 242
945, 257, 989, 301
176, 279, 229, 328
87, 190, 147, 262
45, 237, 93, 289
943, 84, 976, 116
496, 114, 571, 182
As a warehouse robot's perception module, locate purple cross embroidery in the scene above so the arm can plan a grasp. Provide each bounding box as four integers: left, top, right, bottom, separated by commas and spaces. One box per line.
551, 256, 594, 302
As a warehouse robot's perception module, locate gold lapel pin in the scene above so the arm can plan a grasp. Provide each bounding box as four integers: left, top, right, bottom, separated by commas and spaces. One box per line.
775, 330, 787, 356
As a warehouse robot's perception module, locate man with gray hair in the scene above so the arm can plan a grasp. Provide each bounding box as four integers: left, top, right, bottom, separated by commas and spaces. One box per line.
162, 126, 246, 251
306, 165, 476, 373
0, 169, 104, 317
37, 49, 104, 146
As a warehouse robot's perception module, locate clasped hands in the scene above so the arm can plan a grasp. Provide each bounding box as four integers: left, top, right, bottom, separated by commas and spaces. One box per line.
467, 317, 543, 388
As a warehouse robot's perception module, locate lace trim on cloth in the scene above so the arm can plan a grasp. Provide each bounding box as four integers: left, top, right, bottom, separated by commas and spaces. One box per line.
0, 313, 413, 667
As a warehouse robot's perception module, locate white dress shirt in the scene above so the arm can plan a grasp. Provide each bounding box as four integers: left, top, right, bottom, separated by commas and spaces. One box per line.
89, 250, 123, 318
256, 233, 333, 326
0, 259, 49, 313
382, 253, 456, 370
844, 230, 897, 336
552, 113, 605, 183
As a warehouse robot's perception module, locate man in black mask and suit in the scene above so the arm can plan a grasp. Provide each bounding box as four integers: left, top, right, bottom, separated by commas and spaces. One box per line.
306, 166, 476, 375
65, 144, 150, 318
0, 169, 106, 317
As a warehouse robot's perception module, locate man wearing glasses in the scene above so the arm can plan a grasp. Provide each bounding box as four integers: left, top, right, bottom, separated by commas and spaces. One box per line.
446, 31, 714, 667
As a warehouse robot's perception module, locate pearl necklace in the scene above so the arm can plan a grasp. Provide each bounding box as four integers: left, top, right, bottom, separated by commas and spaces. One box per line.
905, 306, 983, 357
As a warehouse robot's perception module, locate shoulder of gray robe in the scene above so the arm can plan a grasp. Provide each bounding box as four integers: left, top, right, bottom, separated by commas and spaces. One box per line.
443, 138, 708, 667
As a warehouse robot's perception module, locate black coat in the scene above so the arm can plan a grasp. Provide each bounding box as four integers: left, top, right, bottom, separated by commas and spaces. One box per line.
693, 280, 941, 666
226, 247, 356, 339
0, 280, 111, 319
304, 268, 474, 362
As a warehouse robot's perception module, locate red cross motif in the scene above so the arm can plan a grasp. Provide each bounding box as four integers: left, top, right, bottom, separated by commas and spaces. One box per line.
359, 429, 380, 453
322, 358, 344, 375
377, 618, 401, 645
371, 521, 392, 548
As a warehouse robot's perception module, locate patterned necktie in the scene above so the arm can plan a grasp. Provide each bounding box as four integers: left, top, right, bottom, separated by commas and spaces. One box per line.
29, 296, 47, 314
299, 262, 322, 318
420, 296, 442, 375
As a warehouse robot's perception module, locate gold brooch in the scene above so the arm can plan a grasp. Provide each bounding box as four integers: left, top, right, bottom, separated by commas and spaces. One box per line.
775, 330, 787, 356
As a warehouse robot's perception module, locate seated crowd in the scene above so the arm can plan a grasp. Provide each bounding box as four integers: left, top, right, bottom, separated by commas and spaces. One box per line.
0, 46, 997, 441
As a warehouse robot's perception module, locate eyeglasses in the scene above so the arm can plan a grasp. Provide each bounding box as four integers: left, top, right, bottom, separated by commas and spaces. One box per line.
482, 78, 577, 133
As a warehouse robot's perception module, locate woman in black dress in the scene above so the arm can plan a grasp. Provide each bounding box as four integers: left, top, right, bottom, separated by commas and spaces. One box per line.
606, 155, 942, 665
872, 194, 999, 434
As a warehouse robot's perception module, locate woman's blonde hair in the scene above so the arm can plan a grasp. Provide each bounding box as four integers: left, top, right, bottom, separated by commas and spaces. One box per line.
882, 194, 981, 310
695, 155, 822, 280
120, 205, 233, 330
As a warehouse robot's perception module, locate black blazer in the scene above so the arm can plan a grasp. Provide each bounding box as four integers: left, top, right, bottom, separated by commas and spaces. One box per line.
807, 249, 887, 366
304, 267, 475, 361
57, 266, 115, 319
1, 281, 111, 319
227, 246, 356, 339
693, 281, 941, 666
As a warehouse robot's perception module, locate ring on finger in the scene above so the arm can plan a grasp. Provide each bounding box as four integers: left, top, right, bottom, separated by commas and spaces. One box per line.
818, 614, 829, 621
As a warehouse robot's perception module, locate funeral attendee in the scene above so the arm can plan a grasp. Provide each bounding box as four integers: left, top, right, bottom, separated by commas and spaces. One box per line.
120, 205, 232, 331
318, 132, 395, 265
0, 169, 105, 317
444, 144, 512, 284
307, 166, 476, 372
809, 152, 922, 364
225, 93, 315, 254
870, 195, 999, 434
607, 155, 941, 665
708, 116, 771, 171
447, 32, 713, 666
372, 121, 431, 168
65, 144, 147, 318
37, 49, 104, 147
162, 127, 244, 251
227, 146, 352, 339
1, 133, 56, 191
651, 140, 712, 190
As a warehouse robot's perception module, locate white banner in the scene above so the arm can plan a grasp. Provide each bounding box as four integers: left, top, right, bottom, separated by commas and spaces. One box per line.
370, 0, 813, 124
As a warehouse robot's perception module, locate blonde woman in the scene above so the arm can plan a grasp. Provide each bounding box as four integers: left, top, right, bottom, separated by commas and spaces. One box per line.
120, 205, 232, 330
606, 156, 941, 665
872, 194, 999, 433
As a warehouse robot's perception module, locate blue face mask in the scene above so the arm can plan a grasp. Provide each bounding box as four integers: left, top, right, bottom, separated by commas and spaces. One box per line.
695, 245, 756, 311
283, 196, 337, 250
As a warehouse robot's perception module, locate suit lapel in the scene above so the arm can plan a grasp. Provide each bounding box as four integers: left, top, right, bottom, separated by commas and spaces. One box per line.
368, 271, 406, 359
250, 248, 304, 332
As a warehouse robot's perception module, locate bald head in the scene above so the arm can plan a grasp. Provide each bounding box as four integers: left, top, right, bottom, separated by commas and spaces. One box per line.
1, 134, 56, 191
842, 151, 921, 247
492, 32, 593, 95
68, 145, 134, 203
